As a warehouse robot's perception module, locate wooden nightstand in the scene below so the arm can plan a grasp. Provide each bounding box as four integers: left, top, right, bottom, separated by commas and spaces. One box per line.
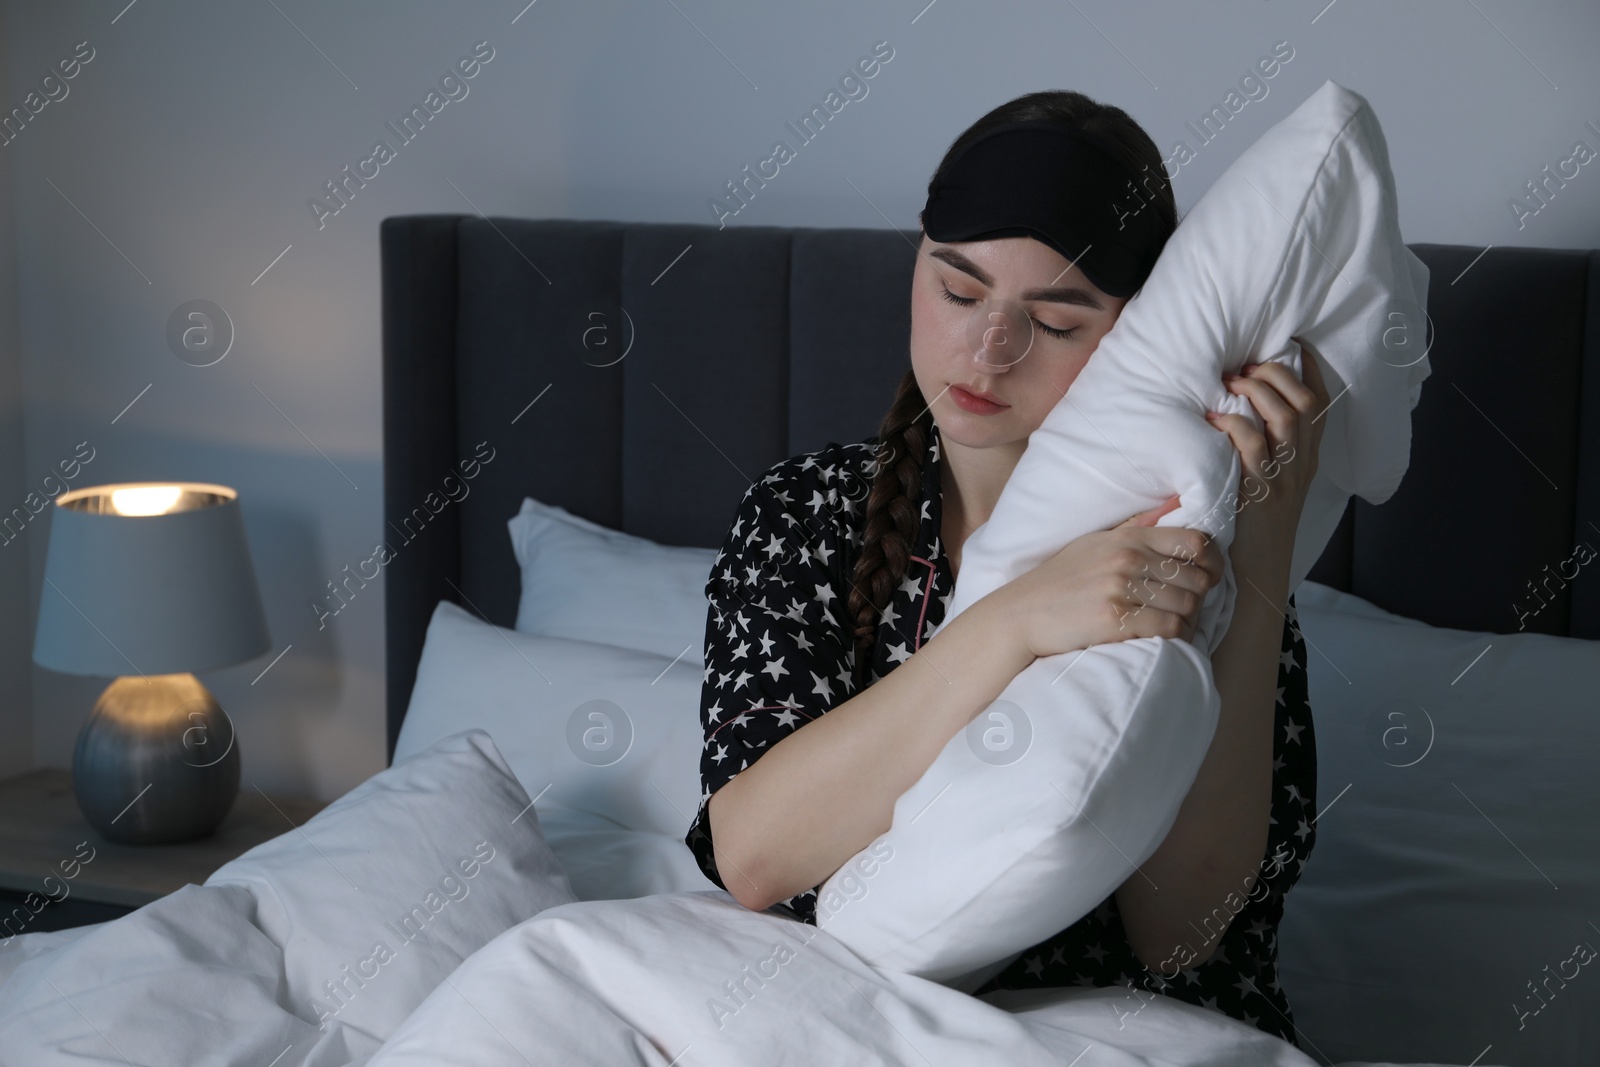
0, 768, 327, 936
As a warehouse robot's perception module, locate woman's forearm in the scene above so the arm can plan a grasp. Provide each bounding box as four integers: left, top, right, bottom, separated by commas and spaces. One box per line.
709, 593, 1035, 913
1114, 540, 1292, 970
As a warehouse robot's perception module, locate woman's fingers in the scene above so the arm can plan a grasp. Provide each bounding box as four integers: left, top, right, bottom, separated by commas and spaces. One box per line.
1110, 516, 1222, 586
1112, 504, 1225, 618
1240, 360, 1319, 415
1121, 529, 1222, 601
1227, 368, 1299, 451
1289, 342, 1331, 468
1115, 594, 1199, 642
1289, 336, 1333, 407
1118, 493, 1180, 528
1120, 568, 1200, 617
1121, 534, 1223, 641
1207, 410, 1273, 488
1144, 525, 1224, 583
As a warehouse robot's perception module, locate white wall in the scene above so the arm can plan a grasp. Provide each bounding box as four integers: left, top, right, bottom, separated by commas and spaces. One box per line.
3, 0, 1597, 801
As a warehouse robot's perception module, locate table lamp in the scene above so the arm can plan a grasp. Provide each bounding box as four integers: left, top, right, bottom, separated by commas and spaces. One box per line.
32, 481, 271, 845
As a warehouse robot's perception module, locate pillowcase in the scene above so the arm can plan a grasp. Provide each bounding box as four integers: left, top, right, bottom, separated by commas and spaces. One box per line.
816, 79, 1431, 988
508, 495, 718, 663
203, 728, 578, 1044
1278, 581, 1600, 1066
395, 599, 705, 843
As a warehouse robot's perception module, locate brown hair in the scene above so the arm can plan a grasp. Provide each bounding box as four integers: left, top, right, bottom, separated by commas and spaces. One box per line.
844, 89, 1179, 690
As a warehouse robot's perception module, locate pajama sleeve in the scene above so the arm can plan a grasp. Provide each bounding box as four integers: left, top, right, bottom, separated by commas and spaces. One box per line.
682, 459, 859, 918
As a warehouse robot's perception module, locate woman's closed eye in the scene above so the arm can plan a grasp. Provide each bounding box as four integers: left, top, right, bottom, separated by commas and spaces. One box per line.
938, 285, 1081, 342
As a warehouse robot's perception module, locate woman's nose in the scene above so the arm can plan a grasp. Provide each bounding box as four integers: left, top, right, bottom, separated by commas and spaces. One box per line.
968, 299, 1033, 371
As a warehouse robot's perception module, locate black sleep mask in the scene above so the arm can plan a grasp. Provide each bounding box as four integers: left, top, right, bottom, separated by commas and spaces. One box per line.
921, 120, 1168, 299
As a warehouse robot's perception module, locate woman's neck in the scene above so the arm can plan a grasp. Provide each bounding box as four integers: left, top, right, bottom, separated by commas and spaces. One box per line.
938, 435, 1027, 574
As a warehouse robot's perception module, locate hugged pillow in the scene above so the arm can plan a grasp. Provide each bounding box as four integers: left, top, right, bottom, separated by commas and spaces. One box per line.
1279, 581, 1600, 1066
395, 599, 705, 843
509, 495, 718, 663
817, 80, 1431, 987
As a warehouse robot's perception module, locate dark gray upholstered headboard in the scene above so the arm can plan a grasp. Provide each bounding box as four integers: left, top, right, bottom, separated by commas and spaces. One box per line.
380, 215, 1600, 763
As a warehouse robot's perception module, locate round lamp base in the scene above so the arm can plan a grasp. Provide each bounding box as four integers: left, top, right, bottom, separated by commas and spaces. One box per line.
71, 674, 241, 845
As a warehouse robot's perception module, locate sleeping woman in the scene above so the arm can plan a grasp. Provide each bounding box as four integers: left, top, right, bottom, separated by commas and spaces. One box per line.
683, 88, 1329, 1049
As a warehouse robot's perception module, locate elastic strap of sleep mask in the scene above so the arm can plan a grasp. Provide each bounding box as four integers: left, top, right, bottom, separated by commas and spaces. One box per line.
920, 120, 1168, 299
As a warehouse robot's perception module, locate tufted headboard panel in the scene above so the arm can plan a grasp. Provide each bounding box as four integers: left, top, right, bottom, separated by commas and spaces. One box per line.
381, 215, 1600, 761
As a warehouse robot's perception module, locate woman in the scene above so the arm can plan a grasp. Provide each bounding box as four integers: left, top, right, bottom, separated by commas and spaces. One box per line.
683, 88, 1327, 1048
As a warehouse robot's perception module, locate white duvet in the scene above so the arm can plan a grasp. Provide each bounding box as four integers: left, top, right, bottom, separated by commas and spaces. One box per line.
0, 882, 1482, 1067
0, 732, 1492, 1065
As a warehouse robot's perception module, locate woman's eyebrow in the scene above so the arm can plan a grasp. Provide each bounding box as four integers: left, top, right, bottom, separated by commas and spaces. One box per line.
927, 246, 1105, 311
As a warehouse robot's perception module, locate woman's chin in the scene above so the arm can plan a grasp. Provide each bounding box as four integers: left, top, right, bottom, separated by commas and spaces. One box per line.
934, 412, 1031, 451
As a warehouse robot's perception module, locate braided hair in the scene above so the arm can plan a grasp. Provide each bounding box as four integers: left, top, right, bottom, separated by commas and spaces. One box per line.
844, 89, 1179, 690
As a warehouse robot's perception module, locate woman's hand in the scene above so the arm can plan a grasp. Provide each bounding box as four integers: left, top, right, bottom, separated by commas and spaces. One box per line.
1204, 337, 1331, 569
991, 494, 1225, 660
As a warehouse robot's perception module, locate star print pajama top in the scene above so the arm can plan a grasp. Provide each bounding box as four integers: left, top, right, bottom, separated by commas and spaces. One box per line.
683, 420, 1319, 1048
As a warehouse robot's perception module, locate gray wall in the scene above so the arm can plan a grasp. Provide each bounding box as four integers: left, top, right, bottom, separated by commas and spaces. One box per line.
3, 0, 1596, 801
0, 1, 31, 781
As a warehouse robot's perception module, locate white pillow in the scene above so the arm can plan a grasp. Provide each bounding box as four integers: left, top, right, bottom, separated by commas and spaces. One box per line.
817, 79, 1431, 988
204, 728, 578, 1043
508, 495, 717, 663
395, 599, 705, 843
535, 803, 710, 903
1279, 581, 1600, 1066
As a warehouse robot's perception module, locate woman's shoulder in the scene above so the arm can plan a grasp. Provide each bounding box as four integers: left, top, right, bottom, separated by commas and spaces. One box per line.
748, 436, 882, 515
721, 436, 882, 569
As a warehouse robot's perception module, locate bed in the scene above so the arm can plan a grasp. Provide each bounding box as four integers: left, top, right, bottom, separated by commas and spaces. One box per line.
0, 217, 1594, 1066
376, 217, 1600, 1066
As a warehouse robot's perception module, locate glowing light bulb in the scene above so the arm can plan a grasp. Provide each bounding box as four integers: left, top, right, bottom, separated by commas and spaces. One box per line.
110, 485, 183, 516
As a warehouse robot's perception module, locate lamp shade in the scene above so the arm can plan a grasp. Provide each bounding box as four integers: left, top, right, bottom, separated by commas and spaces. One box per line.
33, 482, 271, 677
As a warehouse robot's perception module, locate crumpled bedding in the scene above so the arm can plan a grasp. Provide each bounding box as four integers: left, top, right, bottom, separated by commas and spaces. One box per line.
0, 832, 1494, 1067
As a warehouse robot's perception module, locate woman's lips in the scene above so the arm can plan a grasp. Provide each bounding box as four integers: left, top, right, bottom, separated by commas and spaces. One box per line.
949, 383, 1009, 415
